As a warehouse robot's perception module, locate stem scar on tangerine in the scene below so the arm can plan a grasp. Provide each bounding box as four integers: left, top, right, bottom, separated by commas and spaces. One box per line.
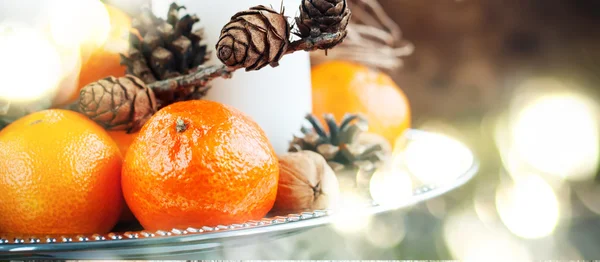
176, 118, 187, 132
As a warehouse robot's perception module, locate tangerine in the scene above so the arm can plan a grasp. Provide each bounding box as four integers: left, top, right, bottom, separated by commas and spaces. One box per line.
108, 130, 139, 157
0, 109, 123, 234
107, 130, 139, 223
122, 100, 279, 230
311, 61, 412, 145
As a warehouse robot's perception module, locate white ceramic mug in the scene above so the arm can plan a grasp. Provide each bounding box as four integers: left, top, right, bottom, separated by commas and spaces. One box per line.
151, 0, 313, 155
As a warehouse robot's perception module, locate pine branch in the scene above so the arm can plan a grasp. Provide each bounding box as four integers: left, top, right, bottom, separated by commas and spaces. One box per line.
286, 31, 348, 54
68, 0, 354, 133
147, 64, 234, 97
310, 0, 414, 71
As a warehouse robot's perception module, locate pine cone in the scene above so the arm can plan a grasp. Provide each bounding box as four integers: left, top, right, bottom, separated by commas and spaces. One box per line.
121, 3, 210, 105
289, 113, 389, 172
296, 0, 351, 38
216, 5, 290, 71
78, 75, 157, 133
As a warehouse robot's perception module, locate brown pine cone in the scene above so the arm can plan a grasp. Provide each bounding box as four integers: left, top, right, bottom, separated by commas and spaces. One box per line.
216, 5, 290, 71
120, 3, 211, 107
296, 0, 351, 38
78, 75, 157, 133
124, 3, 210, 82
289, 113, 390, 173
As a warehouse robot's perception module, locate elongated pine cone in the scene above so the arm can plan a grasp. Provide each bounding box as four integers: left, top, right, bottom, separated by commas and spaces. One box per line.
296, 0, 351, 38
78, 75, 157, 133
216, 5, 290, 71
121, 3, 210, 103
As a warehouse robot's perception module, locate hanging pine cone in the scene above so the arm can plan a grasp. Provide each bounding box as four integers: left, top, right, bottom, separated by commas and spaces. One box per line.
120, 2, 210, 106
78, 75, 157, 133
216, 5, 290, 71
296, 0, 351, 39
289, 113, 389, 172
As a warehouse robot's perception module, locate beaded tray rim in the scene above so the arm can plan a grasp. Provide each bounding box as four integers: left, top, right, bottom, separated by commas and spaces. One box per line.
0, 129, 480, 258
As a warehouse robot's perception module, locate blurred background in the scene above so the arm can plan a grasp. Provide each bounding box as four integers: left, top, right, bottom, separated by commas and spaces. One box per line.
1, 0, 600, 260
221, 0, 600, 259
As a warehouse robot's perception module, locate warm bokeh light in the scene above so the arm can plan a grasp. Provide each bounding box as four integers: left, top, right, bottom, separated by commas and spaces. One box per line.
511, 93, 599, 180
443, 206, 531, 261
51, 44, 83, 106
331, 191, 372, 234
473, 181, 501, 226
497, 77, 600, 181
101, 3, 133, 54
495, 175, 559, 239
365, 212, 406, 248
573, 183, 600, 215
461, 237, 532, 262
49, 0, 111, 52
369, 165, 413, 208
426, 197, 447, 218
399, 132, 474, 186
0, 24, 63, 101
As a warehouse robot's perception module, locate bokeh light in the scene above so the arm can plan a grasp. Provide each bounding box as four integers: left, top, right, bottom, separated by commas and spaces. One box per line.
0, 24, 62, 101
495, 175, 559, 239
103, 4, 132, 54
461, 237, 532, 262
400, 131, 474, 186
444, 205, 531, 261
573, 182, 600, 215
369, 165, 413, 208
426, 197, 447, 218
498, 78, 600, 181
331, 191, 372, 234
473, 179, 501, 226
511, 93, 599, 180
50, 43, 83, 106
49, 0, 111, 52
365, 212, 406, 248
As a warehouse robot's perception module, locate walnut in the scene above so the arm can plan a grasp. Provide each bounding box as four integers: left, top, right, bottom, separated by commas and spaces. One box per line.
270, 150, 340, 215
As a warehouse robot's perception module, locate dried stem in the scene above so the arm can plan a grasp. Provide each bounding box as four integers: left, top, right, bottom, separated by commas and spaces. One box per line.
146, 9, 351, 97
310, 0, 413, 71
40, 1, 355, 134
78, 1, 351, 112
350, 0, 402, 42
165, 30, 346, 93
146, 30, 348, 100
147, 64, 234, 103
286, 32, 347, 54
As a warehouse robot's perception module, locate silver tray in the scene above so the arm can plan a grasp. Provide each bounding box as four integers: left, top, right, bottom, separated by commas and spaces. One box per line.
0, 129, 479, 259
